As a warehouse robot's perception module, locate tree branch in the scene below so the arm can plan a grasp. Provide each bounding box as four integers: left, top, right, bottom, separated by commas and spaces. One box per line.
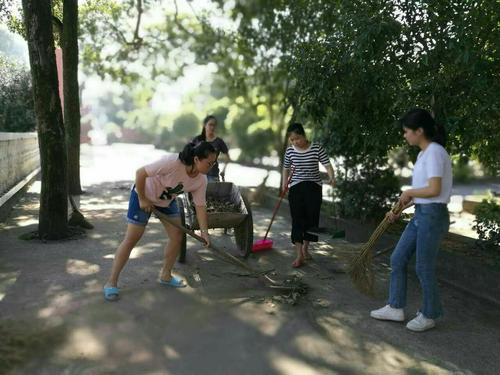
132, 0, 143, 45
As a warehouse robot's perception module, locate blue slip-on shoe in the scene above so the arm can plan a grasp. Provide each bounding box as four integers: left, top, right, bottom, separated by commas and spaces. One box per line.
103, 286, 120, 301
159, 276, 187, 288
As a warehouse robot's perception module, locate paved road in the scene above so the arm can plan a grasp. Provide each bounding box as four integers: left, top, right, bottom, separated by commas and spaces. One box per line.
1, 144, 499, 374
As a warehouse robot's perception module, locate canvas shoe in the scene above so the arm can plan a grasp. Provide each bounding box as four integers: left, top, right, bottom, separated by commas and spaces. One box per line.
406, 312, 435, 332
370, 304, 405, 322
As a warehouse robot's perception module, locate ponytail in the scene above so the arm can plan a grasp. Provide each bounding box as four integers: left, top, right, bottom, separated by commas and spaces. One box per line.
178, 141, 216, 166
399, 108, 447, 147
433, 122, 447, 147
179, 142, 196, 165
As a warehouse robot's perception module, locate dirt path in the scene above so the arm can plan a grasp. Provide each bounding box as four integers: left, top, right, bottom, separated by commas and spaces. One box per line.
1, 145, 499, 374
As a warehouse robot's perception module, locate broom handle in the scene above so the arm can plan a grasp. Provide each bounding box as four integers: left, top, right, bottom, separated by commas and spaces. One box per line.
364, 201, 405, 248
262, 166, 295, 240
152, 208, 258, 274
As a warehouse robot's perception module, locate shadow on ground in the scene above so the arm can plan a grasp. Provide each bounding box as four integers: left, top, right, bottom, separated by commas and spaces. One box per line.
1, 179, 499, 374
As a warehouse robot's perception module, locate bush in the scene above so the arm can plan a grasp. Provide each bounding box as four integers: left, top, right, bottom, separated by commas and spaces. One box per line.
333, 163, 400, 221
0, 54, 35, 132
473, 198, 500, 253
452, 157, 475, 183
231, 109, 274, 162
160, 113, 199, 150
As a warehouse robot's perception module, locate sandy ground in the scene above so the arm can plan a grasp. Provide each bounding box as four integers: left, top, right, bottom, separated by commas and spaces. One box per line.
1, 144, 499, 374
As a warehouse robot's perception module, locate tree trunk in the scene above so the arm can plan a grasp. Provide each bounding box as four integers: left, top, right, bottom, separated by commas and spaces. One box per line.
22, 0, 69, 239
63, 0, 82, 194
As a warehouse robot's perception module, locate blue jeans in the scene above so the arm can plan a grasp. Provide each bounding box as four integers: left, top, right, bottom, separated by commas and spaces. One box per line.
388, 203, 449, 319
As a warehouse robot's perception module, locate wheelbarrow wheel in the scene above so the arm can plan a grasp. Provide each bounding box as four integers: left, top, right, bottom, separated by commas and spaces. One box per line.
177, 197, 188, 263
234, 194, 253, 258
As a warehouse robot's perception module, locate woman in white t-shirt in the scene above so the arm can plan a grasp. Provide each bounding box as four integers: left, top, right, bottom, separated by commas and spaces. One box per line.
370, 108, 452, 332
103, 142, 217, 301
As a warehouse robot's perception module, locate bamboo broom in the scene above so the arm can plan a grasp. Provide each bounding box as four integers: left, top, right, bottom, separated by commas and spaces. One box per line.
348, 201, 404, 295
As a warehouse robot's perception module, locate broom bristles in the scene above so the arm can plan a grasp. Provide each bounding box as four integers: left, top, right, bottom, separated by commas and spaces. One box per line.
348, 201, 404, 295
348, 243, 376, 295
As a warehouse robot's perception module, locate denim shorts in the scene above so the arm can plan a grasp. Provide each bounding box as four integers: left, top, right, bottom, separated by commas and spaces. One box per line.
126, 187, 180, 226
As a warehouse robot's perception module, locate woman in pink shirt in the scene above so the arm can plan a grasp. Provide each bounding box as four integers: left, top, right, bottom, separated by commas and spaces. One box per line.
103, 142, 217, 301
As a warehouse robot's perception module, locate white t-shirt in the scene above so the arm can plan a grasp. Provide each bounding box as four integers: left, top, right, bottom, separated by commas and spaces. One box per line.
412, 142, 452, 204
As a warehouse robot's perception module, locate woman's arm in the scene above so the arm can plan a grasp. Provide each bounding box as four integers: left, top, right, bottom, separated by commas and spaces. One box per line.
325, 163, 336, 187
388, 177, 442, 223
135, 167, 153, 213
400, 177, 442, 204
219, 152, 231, 177
195, 205, 210, 246
282, 168, 290, 192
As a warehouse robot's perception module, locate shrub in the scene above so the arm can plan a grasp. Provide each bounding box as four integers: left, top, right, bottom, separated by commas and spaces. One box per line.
0, 54, 35, 132
332, 163, 400, 221
473, 198, 500, 253
452, 157, 475, 183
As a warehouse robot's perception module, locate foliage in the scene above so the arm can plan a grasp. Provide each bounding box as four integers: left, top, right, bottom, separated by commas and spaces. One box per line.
452, 157, 475, 183
332, 163, 401, 221
164, 3, 296, 160
79, 0, 193, 83
172, 112, 199, 142
229, 107, 274, 162
0, 54, 35, 132
473, 198, 500, 254
206, 1, 498, 170
201, 0, 498, 214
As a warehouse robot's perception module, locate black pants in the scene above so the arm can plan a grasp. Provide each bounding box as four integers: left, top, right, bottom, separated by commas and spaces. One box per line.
288, 181, 322, 244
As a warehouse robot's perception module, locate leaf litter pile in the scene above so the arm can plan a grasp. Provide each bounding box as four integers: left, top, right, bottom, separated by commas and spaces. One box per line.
257, 275, 310, 307
192, 198, 240, 213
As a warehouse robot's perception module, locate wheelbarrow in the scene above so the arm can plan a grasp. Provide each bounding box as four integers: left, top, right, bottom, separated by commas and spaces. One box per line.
177, 182, 253, 263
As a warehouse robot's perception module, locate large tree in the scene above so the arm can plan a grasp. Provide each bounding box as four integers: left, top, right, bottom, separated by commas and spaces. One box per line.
21, 0, 69, 238
62, 0, 83, 194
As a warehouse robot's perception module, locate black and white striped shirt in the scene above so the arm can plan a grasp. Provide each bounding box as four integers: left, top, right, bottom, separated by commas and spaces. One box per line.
283, 143, 331, 186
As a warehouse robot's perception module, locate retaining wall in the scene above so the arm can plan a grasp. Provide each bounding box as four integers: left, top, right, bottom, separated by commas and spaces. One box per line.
0, 132, 39, 198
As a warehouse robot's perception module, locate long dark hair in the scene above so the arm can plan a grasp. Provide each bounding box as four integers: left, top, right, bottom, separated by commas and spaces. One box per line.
178, 141, 216, 166
199, 115, 217, 141
399, 108, 446, 147
286, 122, 306, 136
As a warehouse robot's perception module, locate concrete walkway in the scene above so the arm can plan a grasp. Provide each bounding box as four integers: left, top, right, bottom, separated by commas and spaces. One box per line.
1, 144, 499, 374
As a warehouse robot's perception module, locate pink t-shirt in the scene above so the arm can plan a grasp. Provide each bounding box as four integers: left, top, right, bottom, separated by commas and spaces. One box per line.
143, 154, 207, 207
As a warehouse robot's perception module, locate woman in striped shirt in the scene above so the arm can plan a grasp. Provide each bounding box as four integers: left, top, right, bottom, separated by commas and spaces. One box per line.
282, 123, 336, 268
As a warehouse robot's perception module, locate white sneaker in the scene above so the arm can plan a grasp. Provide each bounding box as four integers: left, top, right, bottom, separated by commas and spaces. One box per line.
406, 312, 435, 332
370, 305, 405, 322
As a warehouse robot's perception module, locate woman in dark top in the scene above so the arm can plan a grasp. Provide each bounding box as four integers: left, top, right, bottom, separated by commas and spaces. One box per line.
192, 115, 231, 182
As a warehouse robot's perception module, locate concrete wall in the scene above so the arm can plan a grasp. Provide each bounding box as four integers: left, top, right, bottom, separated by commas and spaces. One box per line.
0, 132, 39, 197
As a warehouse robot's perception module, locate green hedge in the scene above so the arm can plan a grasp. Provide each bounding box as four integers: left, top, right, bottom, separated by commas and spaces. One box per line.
0, 55, 35, 132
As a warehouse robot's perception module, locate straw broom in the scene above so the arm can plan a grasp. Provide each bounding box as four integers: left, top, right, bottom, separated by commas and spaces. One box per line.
348, 201, 404, 295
